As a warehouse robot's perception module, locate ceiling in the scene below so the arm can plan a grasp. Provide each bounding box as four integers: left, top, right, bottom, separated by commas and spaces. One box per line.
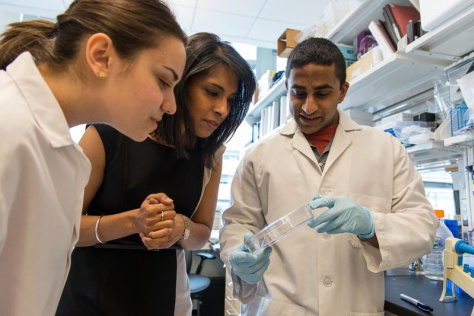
0, 0, 330, 49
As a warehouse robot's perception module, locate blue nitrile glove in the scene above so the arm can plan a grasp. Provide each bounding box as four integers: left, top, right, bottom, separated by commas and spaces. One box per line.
307, 196, 375, 238
229, 233, 272, 284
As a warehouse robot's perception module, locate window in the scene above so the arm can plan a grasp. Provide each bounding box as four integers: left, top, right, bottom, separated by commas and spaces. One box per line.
424, 182, 456, 219
216, 42, 259, 212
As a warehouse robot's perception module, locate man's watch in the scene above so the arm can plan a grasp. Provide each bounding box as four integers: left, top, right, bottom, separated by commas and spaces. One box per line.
179, 214, 190, 240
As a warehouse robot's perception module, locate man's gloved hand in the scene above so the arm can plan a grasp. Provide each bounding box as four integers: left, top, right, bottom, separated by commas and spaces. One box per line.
307, 196, 375, 238
229, 233, 272, 284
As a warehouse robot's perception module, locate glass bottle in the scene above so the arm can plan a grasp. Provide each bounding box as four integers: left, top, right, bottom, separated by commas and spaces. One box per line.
422, 210, 454, 280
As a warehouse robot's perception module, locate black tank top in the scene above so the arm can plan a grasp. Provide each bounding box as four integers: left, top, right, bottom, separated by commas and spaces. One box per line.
87, 124, 204, 245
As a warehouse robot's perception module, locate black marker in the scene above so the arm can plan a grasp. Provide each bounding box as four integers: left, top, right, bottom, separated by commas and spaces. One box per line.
400, 294, 433, 312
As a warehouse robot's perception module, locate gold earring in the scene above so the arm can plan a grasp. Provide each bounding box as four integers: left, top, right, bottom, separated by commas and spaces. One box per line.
98, 71, 106, 78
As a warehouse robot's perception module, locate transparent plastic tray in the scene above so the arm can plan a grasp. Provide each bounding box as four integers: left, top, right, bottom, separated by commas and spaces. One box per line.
244, 204, 313, 253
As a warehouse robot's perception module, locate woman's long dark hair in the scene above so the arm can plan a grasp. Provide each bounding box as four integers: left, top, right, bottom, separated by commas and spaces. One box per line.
155, 32, 256, 168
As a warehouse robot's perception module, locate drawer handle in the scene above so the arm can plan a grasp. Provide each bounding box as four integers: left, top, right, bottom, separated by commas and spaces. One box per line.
226, 309, 238, 315
226, 295, 238, 301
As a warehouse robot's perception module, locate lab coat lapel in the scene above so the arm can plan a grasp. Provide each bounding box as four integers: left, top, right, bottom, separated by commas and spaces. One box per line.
323, 127, 351, 172
283, 121, 319, 168
323, 110, 361, 172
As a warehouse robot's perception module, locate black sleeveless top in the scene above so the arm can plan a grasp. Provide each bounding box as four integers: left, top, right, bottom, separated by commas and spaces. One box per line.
57, 124, 206, 316
88, 124, 204, 245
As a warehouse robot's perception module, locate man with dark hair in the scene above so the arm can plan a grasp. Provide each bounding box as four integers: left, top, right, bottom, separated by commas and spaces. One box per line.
220, 37, 438, 315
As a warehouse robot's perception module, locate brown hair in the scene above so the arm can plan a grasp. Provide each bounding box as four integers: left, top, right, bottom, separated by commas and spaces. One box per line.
155, 32, 256, 168
0, 0, 187, 70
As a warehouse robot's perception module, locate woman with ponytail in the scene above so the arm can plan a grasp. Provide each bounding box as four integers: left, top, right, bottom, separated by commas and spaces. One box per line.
0, 1, 186, 315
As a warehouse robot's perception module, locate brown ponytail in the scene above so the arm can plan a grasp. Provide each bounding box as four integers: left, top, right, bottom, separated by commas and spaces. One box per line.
0, 20, 56, 70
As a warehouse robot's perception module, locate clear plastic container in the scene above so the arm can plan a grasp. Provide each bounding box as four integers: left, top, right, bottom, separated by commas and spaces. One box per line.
244, 204, 314, 253
422, 209, 454, 280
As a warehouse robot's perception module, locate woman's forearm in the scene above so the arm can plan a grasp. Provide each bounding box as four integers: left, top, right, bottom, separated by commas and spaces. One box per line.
76, 210, 138, 247
178, 215, 213, 250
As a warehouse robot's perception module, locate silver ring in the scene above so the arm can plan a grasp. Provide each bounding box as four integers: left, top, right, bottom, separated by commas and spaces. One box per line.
161, 211, 164, 222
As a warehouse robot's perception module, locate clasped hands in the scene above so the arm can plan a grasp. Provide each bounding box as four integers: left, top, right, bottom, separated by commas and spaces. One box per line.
135, 193, 181, 250
230, 195, 374, 284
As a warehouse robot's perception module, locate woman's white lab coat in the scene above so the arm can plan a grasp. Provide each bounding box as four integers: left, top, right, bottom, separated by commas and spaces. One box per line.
0, 53, 91, 316
220, 110, 438, 316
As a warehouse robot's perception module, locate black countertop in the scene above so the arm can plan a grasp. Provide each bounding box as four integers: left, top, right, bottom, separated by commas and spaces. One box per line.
384, 275, 473, 316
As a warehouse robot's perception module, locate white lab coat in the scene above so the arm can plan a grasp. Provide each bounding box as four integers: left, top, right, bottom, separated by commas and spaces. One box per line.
220, 110, 438, 316
0, 53, 91, 316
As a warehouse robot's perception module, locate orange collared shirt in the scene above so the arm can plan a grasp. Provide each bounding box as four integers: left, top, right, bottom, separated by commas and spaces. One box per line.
303, 124, 338, 155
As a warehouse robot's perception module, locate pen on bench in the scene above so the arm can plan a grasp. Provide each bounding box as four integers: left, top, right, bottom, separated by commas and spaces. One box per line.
400, 293, 434, 312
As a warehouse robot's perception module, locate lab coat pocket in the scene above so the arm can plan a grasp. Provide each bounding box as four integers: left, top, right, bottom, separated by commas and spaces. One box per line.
350, 312, 384, 316
346, 193, 391, 214
241, 295, 306, 316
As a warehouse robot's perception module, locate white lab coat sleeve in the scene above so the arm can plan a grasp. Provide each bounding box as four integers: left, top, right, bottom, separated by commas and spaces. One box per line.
360, 136, 438, 273
220, 148, 267, 303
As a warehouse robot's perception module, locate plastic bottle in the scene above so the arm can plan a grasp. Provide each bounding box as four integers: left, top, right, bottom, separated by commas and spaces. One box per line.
422, 210, 454, 280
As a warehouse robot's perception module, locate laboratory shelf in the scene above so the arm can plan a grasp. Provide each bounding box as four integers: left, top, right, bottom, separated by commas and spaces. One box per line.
405, 4, 474, 59
444, 132, 474, 147
406, 141, 463, 166
246, 79, 286, 125
244, 0, 474, 173
246, 0, 422, 123
335, 0, 472, 113
327, 0, 412, 45
339, 51, 452, 112
244, 125, 283, 151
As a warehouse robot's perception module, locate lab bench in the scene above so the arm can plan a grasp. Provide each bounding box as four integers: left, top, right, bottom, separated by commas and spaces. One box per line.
222, 273, 474, 316
384, 274, 474, 316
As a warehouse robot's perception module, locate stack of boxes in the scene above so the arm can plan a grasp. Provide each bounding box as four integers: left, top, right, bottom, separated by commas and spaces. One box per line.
377, 112, 437, 145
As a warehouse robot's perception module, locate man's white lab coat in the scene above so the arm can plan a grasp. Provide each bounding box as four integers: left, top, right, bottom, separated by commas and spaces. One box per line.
220, 110, 438, 316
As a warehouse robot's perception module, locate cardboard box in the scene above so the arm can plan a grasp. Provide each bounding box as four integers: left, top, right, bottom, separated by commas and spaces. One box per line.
346, 47, 382, 82
277, 29, 301, 58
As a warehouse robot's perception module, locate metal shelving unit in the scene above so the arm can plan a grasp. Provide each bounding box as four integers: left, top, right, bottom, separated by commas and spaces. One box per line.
245, 79, 286, 125
339, 51, 452, 111
444, 132, 474, 147
335, 1, 474, 112
407, 141, 464, 166
244, 0, 474, 166
327, 0, 412, 45
405, 4, 474, 58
